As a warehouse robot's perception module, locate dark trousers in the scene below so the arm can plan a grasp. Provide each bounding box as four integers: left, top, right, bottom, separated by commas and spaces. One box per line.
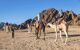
12, 29, 14, 38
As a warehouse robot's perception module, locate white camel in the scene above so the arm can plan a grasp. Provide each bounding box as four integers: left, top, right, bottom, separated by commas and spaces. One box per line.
47, 21, 68, 44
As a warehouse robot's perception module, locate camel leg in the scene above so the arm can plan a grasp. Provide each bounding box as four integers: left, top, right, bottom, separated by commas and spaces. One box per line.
54, 25, 58, 42
59, 30, 63, 42
63, 27, 68, 44
43, 26, 45, 40
64, 31, 68, 44
55, 31, 58, 42
43, 31, 46, 40
36, 32, 40, 39
39, 28, 41, 37
30, 26, 32, 32
35, 28, 39, 39
36, 30, 38, 39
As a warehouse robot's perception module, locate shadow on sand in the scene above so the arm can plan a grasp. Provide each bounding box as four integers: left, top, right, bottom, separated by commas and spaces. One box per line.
62, 34, 80, 37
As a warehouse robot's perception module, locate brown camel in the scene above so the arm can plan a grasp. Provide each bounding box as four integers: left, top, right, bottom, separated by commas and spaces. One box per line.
65, 11, 78, 25
35, 8, 59, 40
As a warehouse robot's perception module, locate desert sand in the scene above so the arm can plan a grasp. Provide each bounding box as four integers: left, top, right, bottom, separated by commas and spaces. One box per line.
0, 26, 80, 50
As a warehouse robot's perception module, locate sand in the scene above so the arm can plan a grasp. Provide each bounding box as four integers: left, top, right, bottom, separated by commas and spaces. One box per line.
0, 26, 80, 50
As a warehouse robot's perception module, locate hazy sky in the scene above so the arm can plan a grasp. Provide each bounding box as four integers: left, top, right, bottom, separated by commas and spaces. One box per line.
0, 0, 80, 24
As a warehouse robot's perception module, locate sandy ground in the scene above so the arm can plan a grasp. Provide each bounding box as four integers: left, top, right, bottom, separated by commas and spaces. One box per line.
0, 26, 80, 50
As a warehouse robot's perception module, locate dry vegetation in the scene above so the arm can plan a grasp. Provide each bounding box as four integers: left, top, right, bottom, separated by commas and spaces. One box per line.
0, 26, 80, 50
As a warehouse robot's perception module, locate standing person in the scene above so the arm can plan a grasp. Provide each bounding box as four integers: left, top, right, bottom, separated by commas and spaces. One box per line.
11, 25, 15, 38
5, 23, 9, 33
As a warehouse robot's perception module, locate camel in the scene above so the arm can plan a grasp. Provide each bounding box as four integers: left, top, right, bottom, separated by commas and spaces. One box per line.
47, 23, 68, 44
47, 18, 68, 44
35, 8, 59, 40
47, 12, 69, 44
34, 15, 41, 39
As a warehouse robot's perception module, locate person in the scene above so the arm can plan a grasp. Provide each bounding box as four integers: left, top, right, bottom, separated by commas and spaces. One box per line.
5, 23, 9, 33
11, 25, 15, 38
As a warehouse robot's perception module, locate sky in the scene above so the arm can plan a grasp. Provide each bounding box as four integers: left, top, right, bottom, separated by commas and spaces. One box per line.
0, 0, 80, 24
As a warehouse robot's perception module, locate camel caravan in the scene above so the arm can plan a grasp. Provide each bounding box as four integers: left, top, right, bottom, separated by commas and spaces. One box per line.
1, 8, 80, 44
